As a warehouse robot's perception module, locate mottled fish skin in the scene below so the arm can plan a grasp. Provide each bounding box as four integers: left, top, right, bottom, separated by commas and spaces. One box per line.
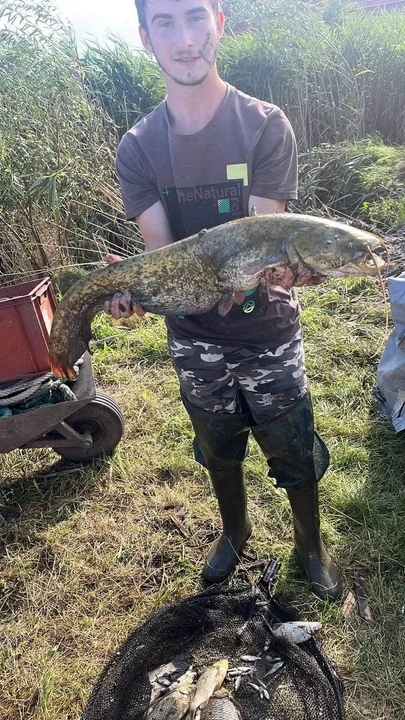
188, 659, 229, 719
200, 695, 242, 720
148, 678, 195, 720
49, 213, 385, 379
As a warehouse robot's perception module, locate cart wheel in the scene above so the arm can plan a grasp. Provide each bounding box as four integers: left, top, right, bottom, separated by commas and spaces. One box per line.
55, 392, 124, 462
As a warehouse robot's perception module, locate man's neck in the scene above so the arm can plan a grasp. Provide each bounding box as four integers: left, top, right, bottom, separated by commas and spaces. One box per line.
165, 72, 227, 135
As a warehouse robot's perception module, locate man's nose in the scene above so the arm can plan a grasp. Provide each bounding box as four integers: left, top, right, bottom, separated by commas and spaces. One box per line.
174, 23, 194, 48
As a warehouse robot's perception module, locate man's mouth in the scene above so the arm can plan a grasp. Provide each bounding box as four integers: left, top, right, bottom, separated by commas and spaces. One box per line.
175, 56, 200, 64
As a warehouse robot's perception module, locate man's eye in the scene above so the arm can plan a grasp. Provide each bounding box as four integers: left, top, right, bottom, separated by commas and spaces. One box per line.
190, 14, 204, 22
160, 21, 172, 28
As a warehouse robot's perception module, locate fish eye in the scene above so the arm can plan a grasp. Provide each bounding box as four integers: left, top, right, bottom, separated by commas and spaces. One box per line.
326, 239, 332, 245
334, 234, 341, 240
347, 243, 353, 249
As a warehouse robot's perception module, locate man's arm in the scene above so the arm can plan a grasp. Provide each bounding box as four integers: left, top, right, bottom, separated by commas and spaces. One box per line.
105, 200, 174, 319
137, 199, 175, 251
248, 196, 286, 215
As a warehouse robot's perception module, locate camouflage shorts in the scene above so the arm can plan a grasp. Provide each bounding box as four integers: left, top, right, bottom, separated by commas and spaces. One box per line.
168, 328, 308, 423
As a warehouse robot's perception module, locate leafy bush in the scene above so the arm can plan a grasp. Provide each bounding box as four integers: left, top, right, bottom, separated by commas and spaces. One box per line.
295, 138, 405, 228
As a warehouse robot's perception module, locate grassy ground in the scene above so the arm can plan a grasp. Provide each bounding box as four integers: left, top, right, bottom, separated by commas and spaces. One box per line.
0, 278, 404, 720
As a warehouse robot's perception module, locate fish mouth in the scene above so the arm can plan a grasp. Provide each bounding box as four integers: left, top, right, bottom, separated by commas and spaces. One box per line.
327, 250, 386, 277
356, 250, 386, 274
51, 360, 78, 381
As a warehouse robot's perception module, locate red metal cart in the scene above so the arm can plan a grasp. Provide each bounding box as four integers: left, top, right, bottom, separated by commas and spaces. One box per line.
0, 278, 124, 462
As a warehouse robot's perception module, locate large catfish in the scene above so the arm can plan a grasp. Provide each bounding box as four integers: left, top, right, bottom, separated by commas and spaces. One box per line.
49, 213, 385, 379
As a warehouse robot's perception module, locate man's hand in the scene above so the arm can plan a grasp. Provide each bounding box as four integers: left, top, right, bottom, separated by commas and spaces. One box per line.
261, 266, 326, 291
103, 253, 146, 319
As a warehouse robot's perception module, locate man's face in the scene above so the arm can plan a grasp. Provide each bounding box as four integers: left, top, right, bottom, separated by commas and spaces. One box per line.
140, 0, 224, 87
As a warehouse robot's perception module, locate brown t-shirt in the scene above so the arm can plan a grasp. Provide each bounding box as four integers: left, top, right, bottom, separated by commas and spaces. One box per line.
116, 84, 300, 347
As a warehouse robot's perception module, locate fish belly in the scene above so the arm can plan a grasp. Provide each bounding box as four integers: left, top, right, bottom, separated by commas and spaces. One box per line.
200, 696, 241, 720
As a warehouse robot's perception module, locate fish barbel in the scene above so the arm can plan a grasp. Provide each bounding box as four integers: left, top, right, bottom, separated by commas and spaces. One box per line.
49, 213, 385, 379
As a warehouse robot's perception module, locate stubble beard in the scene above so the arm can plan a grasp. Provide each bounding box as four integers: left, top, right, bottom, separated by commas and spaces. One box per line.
158, 58, 211, 86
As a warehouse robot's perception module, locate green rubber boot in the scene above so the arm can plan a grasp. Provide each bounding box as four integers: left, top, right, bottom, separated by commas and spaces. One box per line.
286, 482, 342, 601
183, 398, 252, 583
250, 393, 342, 601
202, 463, 252, 583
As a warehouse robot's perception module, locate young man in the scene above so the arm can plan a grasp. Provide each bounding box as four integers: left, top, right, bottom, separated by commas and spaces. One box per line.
106, 0, 342, 600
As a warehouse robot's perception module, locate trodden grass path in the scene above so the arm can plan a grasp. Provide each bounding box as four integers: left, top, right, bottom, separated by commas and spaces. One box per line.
0, 277, 404, 720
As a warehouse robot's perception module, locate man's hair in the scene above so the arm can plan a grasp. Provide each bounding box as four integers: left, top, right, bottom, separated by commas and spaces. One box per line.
135, 0, 220, 31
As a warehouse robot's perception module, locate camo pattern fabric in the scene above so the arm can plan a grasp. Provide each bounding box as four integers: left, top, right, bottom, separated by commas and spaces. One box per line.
168, 328, 308, 423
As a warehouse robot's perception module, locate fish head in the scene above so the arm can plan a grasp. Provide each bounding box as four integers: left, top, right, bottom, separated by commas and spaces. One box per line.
287, 217, 386, 277
212, 659, 229, 674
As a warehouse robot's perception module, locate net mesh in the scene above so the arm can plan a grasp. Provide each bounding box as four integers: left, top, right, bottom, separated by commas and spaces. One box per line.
81, 585, 345, 720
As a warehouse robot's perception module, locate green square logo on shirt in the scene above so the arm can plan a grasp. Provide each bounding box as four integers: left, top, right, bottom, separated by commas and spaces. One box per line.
217, 198, 231, 214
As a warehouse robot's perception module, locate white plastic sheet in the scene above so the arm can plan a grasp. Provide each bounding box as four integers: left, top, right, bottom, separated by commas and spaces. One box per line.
376, 273, 405, 432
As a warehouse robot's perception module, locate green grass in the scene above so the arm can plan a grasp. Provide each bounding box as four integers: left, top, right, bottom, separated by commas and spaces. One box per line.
1, 279, 405, 719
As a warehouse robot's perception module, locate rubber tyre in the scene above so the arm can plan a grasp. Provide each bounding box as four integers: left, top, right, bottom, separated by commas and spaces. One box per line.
55, 392, 124, 462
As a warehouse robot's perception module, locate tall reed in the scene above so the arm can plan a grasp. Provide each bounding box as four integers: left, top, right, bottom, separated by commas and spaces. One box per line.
0, 0, 404, 282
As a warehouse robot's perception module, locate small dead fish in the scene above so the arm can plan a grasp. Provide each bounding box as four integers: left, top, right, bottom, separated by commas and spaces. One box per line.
255, 677, 269, 691
240, 655, 261, 662
234, 676, 242, 692
273, 621, 322, 644
247, 681, 270, 701
200, 695, 242, 720
227, 666, 254, 677
148, 678, 195, 719
171, 670, 197, 689
148, 660, 190, 684
188, 659, 228, 719
156, 677, 172, 686
262, 660, 284, 679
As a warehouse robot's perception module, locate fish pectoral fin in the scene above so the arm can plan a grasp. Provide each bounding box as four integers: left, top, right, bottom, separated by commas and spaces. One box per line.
284, 233, 311, 274
217, 291, 247, 316
217, 293, 235, 316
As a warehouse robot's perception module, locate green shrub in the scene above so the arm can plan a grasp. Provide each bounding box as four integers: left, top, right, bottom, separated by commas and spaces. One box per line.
295, 138, 405, 227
